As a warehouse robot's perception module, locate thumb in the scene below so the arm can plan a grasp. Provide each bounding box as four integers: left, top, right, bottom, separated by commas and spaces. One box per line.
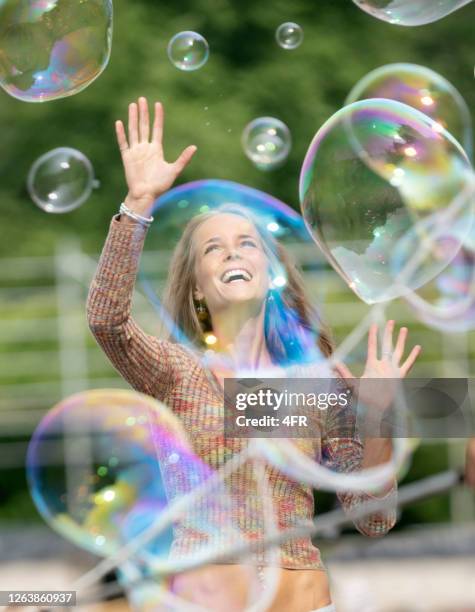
333, 361, 355, 381
174, 145, 197, 174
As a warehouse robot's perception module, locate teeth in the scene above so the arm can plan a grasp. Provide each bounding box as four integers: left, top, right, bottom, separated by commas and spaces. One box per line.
221, 268, 252, 283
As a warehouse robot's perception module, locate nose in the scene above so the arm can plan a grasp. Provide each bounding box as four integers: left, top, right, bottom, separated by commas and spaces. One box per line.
224, 248, 242, 261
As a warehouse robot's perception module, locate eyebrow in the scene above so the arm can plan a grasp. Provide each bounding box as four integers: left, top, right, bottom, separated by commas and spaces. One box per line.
203, 234, 256, 245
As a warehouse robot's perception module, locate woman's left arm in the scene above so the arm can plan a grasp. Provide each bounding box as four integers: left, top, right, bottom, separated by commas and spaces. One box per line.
322, 410, 398, 537
326, 320, 422, 536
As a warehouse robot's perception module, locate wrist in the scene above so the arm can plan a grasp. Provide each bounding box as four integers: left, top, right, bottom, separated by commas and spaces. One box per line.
124, 193, 156, 216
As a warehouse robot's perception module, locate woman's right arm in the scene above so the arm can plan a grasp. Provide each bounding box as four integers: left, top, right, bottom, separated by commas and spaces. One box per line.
87, 97, 197, 399
86, 214, 173, 399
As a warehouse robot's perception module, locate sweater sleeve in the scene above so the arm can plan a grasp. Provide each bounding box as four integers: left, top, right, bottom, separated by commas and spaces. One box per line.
86, 215, 174, 400
322, 382, 398, 537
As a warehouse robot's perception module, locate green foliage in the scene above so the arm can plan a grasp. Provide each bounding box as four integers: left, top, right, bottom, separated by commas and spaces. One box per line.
0, 0, 474, 257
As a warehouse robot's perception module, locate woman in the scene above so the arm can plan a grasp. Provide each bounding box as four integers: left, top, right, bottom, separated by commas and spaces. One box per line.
87, 97, 422, 612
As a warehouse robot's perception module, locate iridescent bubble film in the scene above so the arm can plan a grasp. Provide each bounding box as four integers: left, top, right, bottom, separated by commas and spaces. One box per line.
346, 63, 473, 159
242, 117, 292, 170
275, 22, 304, 49
406, 233, 475, 332
0, 0, 113, 102
138, 179, 329, 376
167, 31, 209, 71
27, 147, 97, 213
299, 99, 474, 304
352, 0, 473, 26
26, 387, 280, 601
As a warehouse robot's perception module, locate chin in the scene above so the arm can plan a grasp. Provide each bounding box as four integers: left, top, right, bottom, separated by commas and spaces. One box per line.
226, 291, 266, 306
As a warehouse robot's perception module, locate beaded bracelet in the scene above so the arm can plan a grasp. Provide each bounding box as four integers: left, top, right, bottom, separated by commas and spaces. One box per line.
119, 202, 154, 227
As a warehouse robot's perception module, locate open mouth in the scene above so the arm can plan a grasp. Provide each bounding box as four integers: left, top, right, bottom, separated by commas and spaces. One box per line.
220, 268, 253, 284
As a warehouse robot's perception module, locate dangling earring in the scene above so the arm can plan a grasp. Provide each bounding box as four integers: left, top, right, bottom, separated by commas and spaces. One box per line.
196, 300, 208, 321
267, 290, 275, 303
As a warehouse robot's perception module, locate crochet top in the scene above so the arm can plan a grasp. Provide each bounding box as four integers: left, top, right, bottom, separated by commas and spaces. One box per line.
86, 215, 397, 570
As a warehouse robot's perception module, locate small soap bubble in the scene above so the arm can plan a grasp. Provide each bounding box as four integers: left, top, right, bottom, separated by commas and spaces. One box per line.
27, 147, 97, 213
242, 117, 292, 170
167, 31, 209, 71
275, 22, 304, 49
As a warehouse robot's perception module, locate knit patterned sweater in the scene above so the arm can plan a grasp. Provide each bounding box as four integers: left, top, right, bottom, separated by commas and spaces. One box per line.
86, 216, 397, 570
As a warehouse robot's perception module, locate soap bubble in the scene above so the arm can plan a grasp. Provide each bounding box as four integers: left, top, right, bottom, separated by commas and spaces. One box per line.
26, 387, 281, 602
352, 0, 473, 26
275, 22, 304, 49
346, 63, 473, 159
27, 147, 98, 213
137, 179, 331, 375
167, 31, 209, 71
26, 389, 193, 559
405, 231, 475, 332
0, 0, 113, 102
242, 117, 292, 170
299, 99, 474, 304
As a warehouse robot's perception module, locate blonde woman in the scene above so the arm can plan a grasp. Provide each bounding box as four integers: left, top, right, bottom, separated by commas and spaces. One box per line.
87, 97, 421, 612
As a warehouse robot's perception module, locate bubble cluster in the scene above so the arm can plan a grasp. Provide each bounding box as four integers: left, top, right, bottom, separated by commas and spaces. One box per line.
27, 147, 98, 213
138, 179, 330, 376
352, 0, 473, 26
346, 63, 473, 159
242, 117, 292, 170
299, 99, 474, 304
0, 0, 113, 102
275, 22, 304, 49
167, 31, 209, 71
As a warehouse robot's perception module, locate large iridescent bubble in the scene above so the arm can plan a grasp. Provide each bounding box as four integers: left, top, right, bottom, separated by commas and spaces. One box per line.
346, 63, 473, 160
299, 99, 474, 304
27, 389, 280, 609
138, 179, 331, 376
351, 0, 473, 26
27, 147, 98, 213
0, 0, 113, 102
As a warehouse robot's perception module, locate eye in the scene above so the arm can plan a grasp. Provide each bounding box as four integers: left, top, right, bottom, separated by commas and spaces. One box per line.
204, 243, 220, 254
241, 239, 257, 248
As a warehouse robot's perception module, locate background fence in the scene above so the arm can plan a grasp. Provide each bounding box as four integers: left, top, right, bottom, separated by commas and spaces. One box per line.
1, 239, 474, 524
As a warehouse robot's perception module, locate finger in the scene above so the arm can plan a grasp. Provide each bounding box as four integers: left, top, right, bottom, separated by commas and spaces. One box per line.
381, 319, 395, 359
367, 323, 378, 362
138, 96, 150, 143
115, 120, 128, 153
173, 145, 197, 174
128, 102, 139, 146
400, 345, 421, 377
152, 101, 164, 146
393, 326, 408, 363
333, 363, 357, 393
332, 361, 355, 379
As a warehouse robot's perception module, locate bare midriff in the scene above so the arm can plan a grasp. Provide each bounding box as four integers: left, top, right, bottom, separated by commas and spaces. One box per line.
169, 563, 332, 612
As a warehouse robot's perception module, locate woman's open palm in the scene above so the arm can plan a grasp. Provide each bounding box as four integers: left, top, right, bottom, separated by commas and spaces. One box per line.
334, 320, 422, 413
115, 97, 197, 212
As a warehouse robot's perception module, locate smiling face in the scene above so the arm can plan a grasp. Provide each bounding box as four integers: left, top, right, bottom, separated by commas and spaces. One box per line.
192, 212, 271, 315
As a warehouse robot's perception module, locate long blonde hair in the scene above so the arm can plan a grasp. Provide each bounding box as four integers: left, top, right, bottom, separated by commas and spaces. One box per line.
162, 204, 334, 363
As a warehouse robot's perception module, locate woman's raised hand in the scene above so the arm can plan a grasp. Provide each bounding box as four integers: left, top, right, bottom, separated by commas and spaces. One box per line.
333, 320, 422, 413
115, 97, 197, 216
